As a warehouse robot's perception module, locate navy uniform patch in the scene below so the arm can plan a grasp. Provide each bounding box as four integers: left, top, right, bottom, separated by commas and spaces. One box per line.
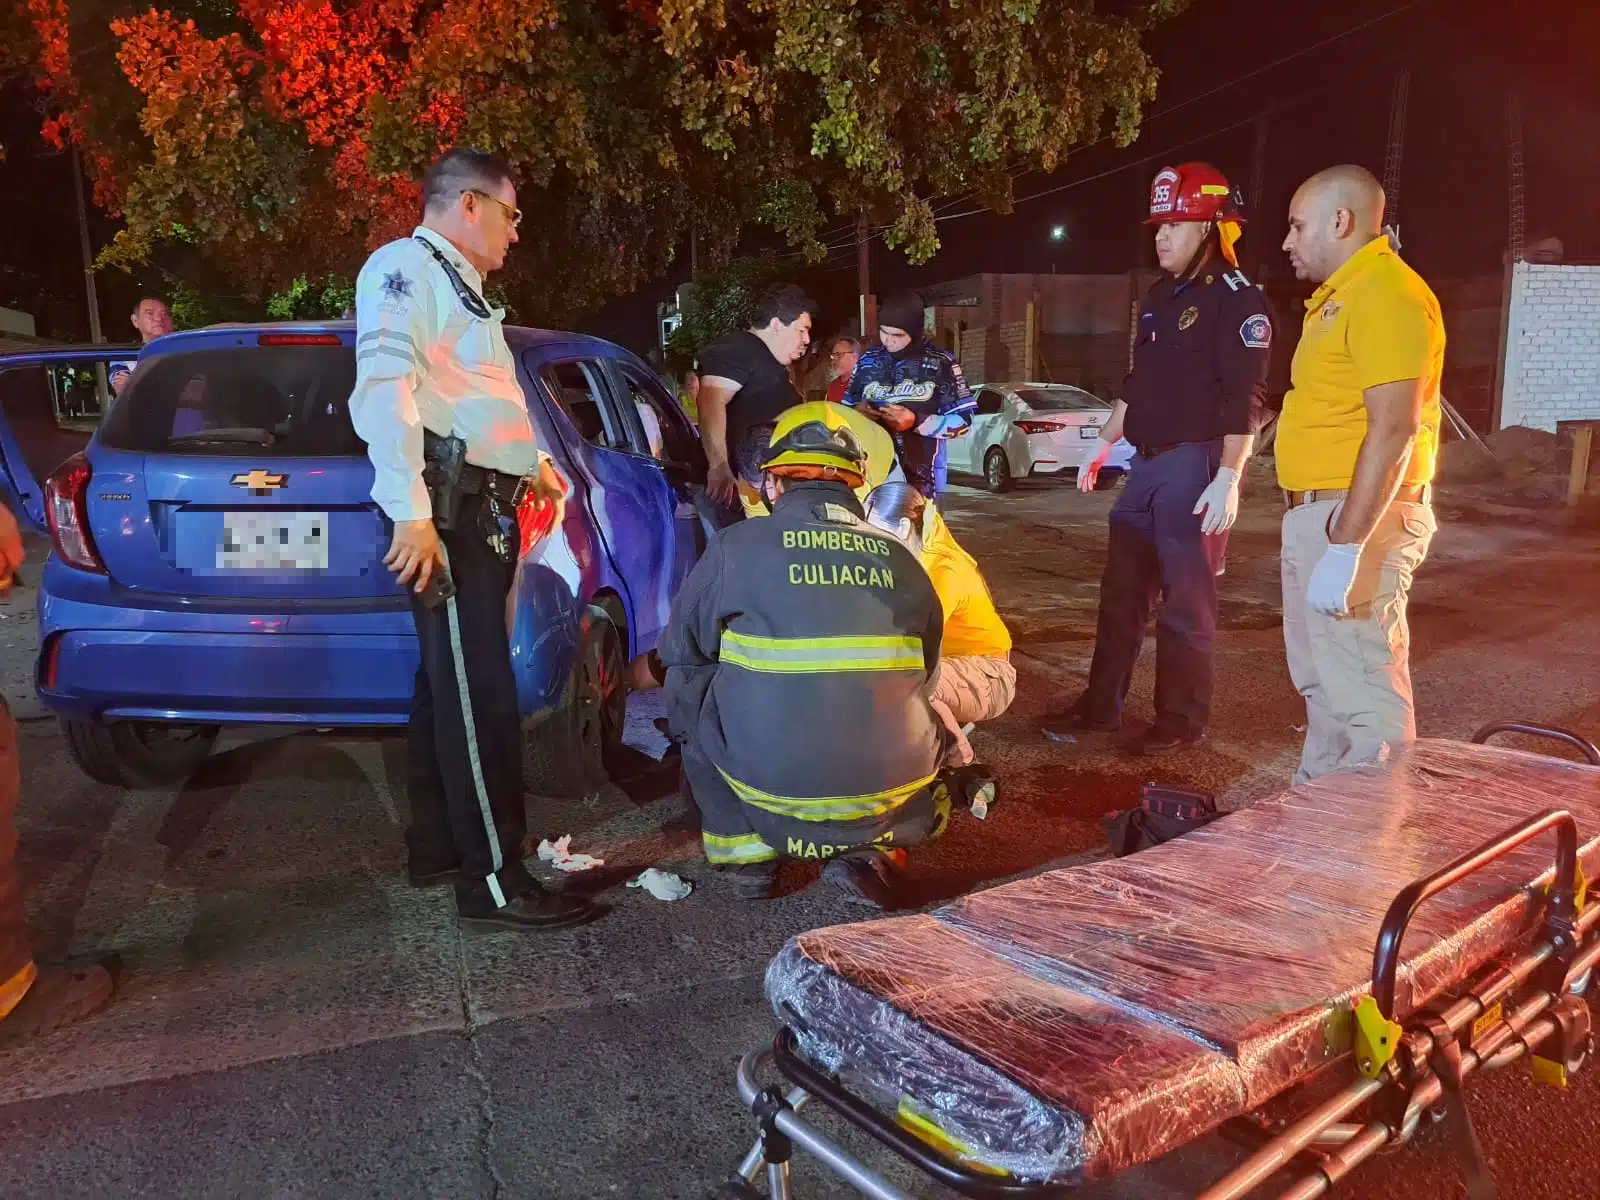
1240, 314, 1272, 349
377, 269, 414, 314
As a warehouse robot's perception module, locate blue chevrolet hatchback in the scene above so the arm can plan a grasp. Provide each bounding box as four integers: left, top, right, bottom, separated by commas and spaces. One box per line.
0, 323, 707, 790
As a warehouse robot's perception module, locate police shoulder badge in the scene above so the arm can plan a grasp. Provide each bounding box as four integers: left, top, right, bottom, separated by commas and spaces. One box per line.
1178, 306, 1200, 331
1240, 314, 1272, 349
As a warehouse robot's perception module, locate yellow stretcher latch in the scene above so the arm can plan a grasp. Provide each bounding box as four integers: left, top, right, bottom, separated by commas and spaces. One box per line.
1353, 996, 1403, 1079
1530, 1055, 1569, 1089
1575, 862, 1588, 913
896, 1099, 1010, 1177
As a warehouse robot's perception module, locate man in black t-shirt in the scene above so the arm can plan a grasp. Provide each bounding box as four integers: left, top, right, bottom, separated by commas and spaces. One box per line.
696, 283, 814, 519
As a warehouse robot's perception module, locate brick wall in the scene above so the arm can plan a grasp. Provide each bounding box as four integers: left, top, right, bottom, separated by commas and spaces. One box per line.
1499, 262, 1600, 431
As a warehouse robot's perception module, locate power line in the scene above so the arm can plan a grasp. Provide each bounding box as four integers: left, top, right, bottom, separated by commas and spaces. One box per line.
818, 0, 1426, 240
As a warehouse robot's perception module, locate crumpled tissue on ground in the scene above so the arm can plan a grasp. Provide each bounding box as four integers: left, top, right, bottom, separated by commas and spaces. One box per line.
627, 868, 693, 901
536, 835, 604, 872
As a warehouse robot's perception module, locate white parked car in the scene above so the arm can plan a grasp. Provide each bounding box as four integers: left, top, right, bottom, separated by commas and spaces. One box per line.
944, 381, 1135, 493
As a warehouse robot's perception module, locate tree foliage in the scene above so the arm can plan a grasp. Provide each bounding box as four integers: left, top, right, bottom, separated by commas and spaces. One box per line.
663, 251, 784, 368
3, 0, 1185, 326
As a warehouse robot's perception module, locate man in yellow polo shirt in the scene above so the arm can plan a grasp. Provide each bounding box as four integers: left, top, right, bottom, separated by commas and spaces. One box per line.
1277, 164, 1444, 784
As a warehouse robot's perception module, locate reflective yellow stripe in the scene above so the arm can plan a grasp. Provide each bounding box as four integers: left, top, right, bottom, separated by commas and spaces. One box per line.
720, 631, 923, 675
719, 768, 936, 823
702, 831, 777, 864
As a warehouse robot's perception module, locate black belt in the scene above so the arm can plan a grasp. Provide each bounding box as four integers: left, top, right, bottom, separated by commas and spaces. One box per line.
1133, 440, 1207, 460
423, 429, 534, 508
457, 461, 533, 507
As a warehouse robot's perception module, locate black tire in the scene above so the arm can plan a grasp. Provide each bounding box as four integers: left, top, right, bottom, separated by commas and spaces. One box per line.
523, 602, 627, 798
59, 718, 219, 789
983, 447, 1012, 493
1095, 466, 1125, 491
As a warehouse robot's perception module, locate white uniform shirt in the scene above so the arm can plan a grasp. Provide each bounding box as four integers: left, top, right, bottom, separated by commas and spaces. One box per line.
348, 226, 541, 523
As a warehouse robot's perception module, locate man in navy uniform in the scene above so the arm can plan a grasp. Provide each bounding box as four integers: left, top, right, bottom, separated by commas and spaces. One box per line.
842, 291, 976, 501
1042, 162, 1273, 756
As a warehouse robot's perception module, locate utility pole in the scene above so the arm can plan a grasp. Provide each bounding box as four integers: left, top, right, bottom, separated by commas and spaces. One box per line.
1248, 112, 1269, 278
1492, 88, 1526, 432
856, 212, 875, 341
1382, 68, 1411, 245
72, 148, 105, 344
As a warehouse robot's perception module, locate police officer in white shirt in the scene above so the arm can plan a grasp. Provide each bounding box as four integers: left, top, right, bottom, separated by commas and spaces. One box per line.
349, 148, 603, 933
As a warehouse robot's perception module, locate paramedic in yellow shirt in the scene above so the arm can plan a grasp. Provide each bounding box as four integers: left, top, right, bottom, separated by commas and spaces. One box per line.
863, 481, 1015, 772
1277, 165, 1444, 784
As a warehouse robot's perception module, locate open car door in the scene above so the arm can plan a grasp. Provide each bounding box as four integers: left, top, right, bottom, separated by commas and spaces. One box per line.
0, 344, 138, 531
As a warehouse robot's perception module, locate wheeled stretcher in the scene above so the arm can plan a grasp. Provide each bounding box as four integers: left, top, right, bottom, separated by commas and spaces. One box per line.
716, 723, 1600, 1199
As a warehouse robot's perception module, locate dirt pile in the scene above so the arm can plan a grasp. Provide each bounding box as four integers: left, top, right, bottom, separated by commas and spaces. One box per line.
1436, 425, 1573, 490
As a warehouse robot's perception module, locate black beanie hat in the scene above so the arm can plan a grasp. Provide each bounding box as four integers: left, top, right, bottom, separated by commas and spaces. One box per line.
877, 292, 924, 338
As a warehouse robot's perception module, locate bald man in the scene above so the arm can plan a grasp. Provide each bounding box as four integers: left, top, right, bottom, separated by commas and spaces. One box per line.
1276, 165, 1444, 784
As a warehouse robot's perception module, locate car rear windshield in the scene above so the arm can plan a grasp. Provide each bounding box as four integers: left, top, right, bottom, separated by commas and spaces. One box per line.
1017, 388, 1108, 412
100, 345, 363, 456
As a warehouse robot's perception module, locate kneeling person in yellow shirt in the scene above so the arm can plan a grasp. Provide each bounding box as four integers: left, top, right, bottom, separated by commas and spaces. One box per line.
863, 482, 1016, 771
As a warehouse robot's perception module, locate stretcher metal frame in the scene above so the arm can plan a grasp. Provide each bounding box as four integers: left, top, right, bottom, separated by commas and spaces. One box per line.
714, 721, 1600, 1200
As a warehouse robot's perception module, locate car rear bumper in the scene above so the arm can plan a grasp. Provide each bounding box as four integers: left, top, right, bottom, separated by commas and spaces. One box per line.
37, 577, 419, 726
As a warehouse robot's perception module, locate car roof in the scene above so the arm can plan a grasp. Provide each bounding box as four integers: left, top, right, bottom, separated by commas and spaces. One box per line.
137, 320, 626, 358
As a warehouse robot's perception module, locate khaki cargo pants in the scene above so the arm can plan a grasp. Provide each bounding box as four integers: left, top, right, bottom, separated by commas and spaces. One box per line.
0, 698, 34, 1022
1281, 497, 1436, 785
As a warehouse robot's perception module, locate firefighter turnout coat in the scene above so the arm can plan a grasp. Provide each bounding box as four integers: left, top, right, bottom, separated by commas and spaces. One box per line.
660, 480, 949, 864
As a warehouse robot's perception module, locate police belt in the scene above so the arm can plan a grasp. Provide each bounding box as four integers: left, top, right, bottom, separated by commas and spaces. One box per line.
423, 429, 536, 508
1282, 482, 1431, 509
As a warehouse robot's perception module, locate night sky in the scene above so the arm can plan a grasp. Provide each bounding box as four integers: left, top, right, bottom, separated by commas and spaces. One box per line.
2, 0, 1595, 349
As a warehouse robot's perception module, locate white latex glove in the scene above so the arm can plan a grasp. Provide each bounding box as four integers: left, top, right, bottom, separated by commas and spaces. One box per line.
1078, 439, 1114, 493
1192, 466, 1241, 535
1305, 543, 1363, 616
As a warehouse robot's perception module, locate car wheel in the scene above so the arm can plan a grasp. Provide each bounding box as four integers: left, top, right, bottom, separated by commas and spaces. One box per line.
1095, 467, 1125, 491
60, 718, 219, 789
983, 447, 1013, 493
524, 602, 627, 798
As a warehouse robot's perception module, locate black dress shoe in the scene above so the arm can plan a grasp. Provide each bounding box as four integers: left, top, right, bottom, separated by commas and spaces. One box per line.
408, 863, 461, 889
820, 853, 900, 911
1123, 728, 1205, 757
1040, 703, 1120, 740
730, 861, 778, 901
457, 887, 607, 933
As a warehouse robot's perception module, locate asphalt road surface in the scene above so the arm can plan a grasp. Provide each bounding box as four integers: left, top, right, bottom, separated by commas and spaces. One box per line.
2, 466, 1599, 1199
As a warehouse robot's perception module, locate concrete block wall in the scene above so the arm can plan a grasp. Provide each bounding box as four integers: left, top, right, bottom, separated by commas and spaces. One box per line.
1499, 262, 1600, 431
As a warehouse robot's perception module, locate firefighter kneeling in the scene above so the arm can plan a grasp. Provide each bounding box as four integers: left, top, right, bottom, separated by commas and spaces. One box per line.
655, 405, 950, 908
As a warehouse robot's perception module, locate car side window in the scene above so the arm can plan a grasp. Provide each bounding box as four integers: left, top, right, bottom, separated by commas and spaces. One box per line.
976, 389, 1005, 416
539, 359, 626, 450
615, 366, 703, 469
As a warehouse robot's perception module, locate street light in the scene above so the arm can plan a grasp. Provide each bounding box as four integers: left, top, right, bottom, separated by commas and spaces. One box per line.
1048, 223, 1067, 273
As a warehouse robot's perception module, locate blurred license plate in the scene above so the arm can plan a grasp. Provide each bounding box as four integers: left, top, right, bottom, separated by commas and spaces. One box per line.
218, 511, 329, 570
1080, 425, 1101, 438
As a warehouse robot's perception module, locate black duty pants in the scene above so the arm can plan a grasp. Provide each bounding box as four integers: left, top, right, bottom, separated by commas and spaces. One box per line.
1081, 441, 1223, 739
405, 493, 533, 909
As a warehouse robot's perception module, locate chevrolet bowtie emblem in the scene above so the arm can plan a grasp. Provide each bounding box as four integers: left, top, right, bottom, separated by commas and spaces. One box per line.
231, 469, 288, 494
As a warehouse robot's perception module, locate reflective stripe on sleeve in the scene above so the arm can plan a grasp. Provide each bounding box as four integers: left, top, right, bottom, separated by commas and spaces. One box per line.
719, 631, 923, 675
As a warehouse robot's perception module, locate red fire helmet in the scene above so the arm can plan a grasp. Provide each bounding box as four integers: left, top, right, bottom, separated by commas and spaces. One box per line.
1145, 162, 1245, 225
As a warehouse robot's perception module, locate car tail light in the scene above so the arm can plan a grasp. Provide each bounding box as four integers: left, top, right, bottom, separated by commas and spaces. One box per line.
40, 634, 62, 690
1016, 420, 1066, 434
45, 453, 106, 574
257, 333, 343, 346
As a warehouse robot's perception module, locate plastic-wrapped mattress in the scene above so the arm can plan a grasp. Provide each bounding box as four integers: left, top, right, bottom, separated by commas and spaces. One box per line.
765, 740, 1600, 1183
